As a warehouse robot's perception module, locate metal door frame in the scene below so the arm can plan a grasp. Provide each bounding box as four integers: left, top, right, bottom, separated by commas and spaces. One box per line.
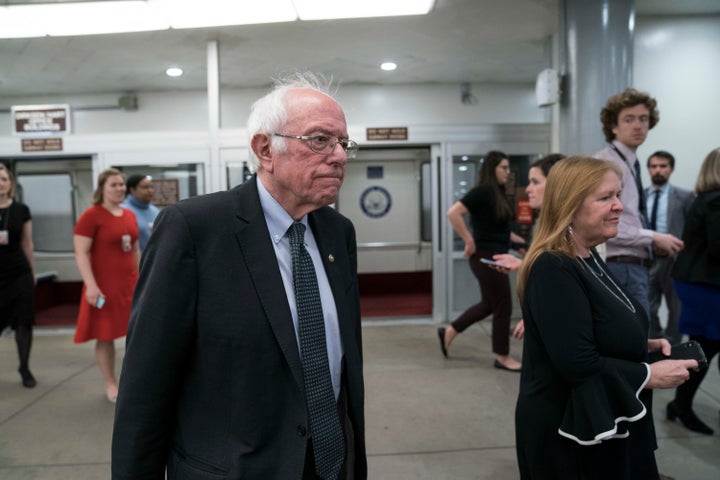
440, 133, 549, 323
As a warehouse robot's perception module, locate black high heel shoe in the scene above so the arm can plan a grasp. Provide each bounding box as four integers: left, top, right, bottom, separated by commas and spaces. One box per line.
18, 368, 36, 389
666, 401, 714, 435
437, 327, 448, 358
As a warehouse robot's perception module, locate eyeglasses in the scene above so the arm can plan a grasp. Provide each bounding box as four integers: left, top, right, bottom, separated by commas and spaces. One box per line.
272, 133, 358, 159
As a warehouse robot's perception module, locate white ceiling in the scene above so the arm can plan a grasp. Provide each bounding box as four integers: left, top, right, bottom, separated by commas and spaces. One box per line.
0, 0, 718, 98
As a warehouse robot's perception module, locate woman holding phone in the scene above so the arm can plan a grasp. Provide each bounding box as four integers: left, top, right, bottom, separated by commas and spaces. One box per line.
438, 150, 524, 371
515, 156, 695, 479
73, 168, 139, 403
492, 154, 565, 339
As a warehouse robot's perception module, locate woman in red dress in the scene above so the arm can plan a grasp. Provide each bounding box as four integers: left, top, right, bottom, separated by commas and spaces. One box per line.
73, 168, 139, 403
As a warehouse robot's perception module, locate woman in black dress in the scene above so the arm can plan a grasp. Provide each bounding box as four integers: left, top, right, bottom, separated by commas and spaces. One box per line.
438, 150, 524, 371
515, 157, 697, 479
0, 164, 36, 388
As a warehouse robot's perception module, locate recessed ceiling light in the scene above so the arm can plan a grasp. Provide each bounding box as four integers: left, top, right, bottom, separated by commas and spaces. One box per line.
166, 67, 183, 77
381, 62, 397, 71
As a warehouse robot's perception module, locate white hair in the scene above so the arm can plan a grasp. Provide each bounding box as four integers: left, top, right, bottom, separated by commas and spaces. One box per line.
246, 72, 335, 173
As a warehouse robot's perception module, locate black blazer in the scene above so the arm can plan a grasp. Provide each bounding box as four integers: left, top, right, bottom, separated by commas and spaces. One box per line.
111, 177, 366, 479
672, 190, 720, 289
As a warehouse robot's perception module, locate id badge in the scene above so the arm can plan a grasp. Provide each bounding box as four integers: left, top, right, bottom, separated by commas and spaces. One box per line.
0, 230, 8, 245
121, 234, 132, 252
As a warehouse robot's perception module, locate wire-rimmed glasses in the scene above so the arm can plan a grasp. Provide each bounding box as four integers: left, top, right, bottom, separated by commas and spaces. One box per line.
272, 133, 358, 159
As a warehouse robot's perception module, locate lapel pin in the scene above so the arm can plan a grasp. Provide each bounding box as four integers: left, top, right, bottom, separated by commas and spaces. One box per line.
328, 254, 335, 263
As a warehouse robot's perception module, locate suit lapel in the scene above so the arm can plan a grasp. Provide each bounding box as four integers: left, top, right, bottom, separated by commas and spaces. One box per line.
232, 179, 304, 391
667, 185, 682, 236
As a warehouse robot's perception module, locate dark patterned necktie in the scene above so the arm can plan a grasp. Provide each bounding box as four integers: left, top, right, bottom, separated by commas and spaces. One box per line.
633, 158, 647, 218
288, 222, 344, 480
649, 189, 660, 231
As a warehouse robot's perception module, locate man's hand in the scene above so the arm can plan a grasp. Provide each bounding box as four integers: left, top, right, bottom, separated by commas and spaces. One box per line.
652, 232, 684, 256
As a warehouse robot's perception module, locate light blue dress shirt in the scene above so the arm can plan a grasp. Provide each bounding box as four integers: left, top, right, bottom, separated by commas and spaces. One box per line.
646, 183, 669, 234
256, 177, 343, 400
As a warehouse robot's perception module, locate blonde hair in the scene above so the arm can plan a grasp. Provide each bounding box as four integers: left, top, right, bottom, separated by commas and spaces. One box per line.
517, 156, 622, 300
0, 163, 16, 198
695, 147, 720, 194
92, 168, 124, 205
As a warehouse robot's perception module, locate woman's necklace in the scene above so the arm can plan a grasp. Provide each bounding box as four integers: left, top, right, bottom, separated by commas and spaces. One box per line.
579, 252, 636, 313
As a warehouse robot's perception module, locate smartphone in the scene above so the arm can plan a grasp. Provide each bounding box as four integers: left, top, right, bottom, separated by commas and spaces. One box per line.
96, 296, 106, 309
670, 341, 708, 369
480, 258, 509, 269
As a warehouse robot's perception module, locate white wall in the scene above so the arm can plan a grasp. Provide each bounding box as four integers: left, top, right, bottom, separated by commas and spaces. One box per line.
635, 16, 720, 191
1, 82, 544, 141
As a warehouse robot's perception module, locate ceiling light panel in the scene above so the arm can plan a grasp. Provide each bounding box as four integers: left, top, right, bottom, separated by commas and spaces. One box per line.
12, 2, 168, 38
293, 0, 436, 20
151, 0, 298, 29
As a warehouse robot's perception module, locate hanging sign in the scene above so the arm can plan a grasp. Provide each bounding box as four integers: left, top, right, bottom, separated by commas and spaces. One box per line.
11, 104, 71, 136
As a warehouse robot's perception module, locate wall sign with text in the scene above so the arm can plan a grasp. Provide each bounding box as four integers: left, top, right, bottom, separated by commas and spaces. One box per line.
11, 104, 71, 136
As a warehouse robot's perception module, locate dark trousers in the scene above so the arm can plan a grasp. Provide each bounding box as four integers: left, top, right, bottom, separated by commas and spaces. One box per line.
674, 335, 720, 409
451, 251, 511, 355
648, 256, 682, 343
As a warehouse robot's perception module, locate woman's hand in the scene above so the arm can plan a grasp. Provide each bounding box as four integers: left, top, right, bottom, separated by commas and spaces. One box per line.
84, 284, 105, 308
492, 253, 522, 273
512, 319, 525, 339
646, 359, 697, 389
648, 338, 672, 355
463, 238, 476, 258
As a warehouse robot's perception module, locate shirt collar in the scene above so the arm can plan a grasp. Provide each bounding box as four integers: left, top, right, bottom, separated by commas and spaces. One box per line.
256, 176, 308, 244
653, 183, 670, 194
126, 194, 150, 209
612, 139, 637, 162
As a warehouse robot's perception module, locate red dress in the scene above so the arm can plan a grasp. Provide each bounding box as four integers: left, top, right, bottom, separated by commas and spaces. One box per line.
73, 205, 138, 342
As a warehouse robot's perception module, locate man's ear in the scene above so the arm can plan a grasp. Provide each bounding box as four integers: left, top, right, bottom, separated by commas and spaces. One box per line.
251, 133, 274, 172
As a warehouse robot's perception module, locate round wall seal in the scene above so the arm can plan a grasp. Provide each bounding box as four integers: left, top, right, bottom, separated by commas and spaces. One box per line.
360, 185, 392, 218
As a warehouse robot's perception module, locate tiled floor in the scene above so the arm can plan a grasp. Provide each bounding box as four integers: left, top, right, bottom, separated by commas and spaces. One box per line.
1, 320, 718, 479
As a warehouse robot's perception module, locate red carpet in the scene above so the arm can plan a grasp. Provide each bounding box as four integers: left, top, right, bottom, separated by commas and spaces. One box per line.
358, 271, 432, 317
360, 292, 432, 317
34, 271, 433, 326
36, 303, 78, 327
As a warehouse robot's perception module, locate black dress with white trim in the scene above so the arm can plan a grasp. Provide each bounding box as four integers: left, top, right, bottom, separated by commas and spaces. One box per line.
515, 251, 659, 480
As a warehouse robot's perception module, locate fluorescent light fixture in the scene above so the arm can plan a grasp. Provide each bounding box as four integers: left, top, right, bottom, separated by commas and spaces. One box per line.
0, 0, 434, 39
294, 0, 435, 20
0, 2, 169, 38
381, 62, 397, 71
151, 0, 297, 29
166, 67, 184, 77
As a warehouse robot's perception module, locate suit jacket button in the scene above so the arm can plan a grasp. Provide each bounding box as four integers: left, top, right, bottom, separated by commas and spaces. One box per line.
297, 425, 307, 437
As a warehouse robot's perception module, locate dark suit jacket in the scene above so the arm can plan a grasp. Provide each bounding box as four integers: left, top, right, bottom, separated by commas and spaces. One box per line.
673, 190, 720, 288
111, 177, 366, 479
645, 183, 694, 238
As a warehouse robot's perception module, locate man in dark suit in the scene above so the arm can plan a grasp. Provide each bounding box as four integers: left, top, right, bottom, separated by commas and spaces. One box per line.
645, 150, 694, 344
111, 73, 366, 480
